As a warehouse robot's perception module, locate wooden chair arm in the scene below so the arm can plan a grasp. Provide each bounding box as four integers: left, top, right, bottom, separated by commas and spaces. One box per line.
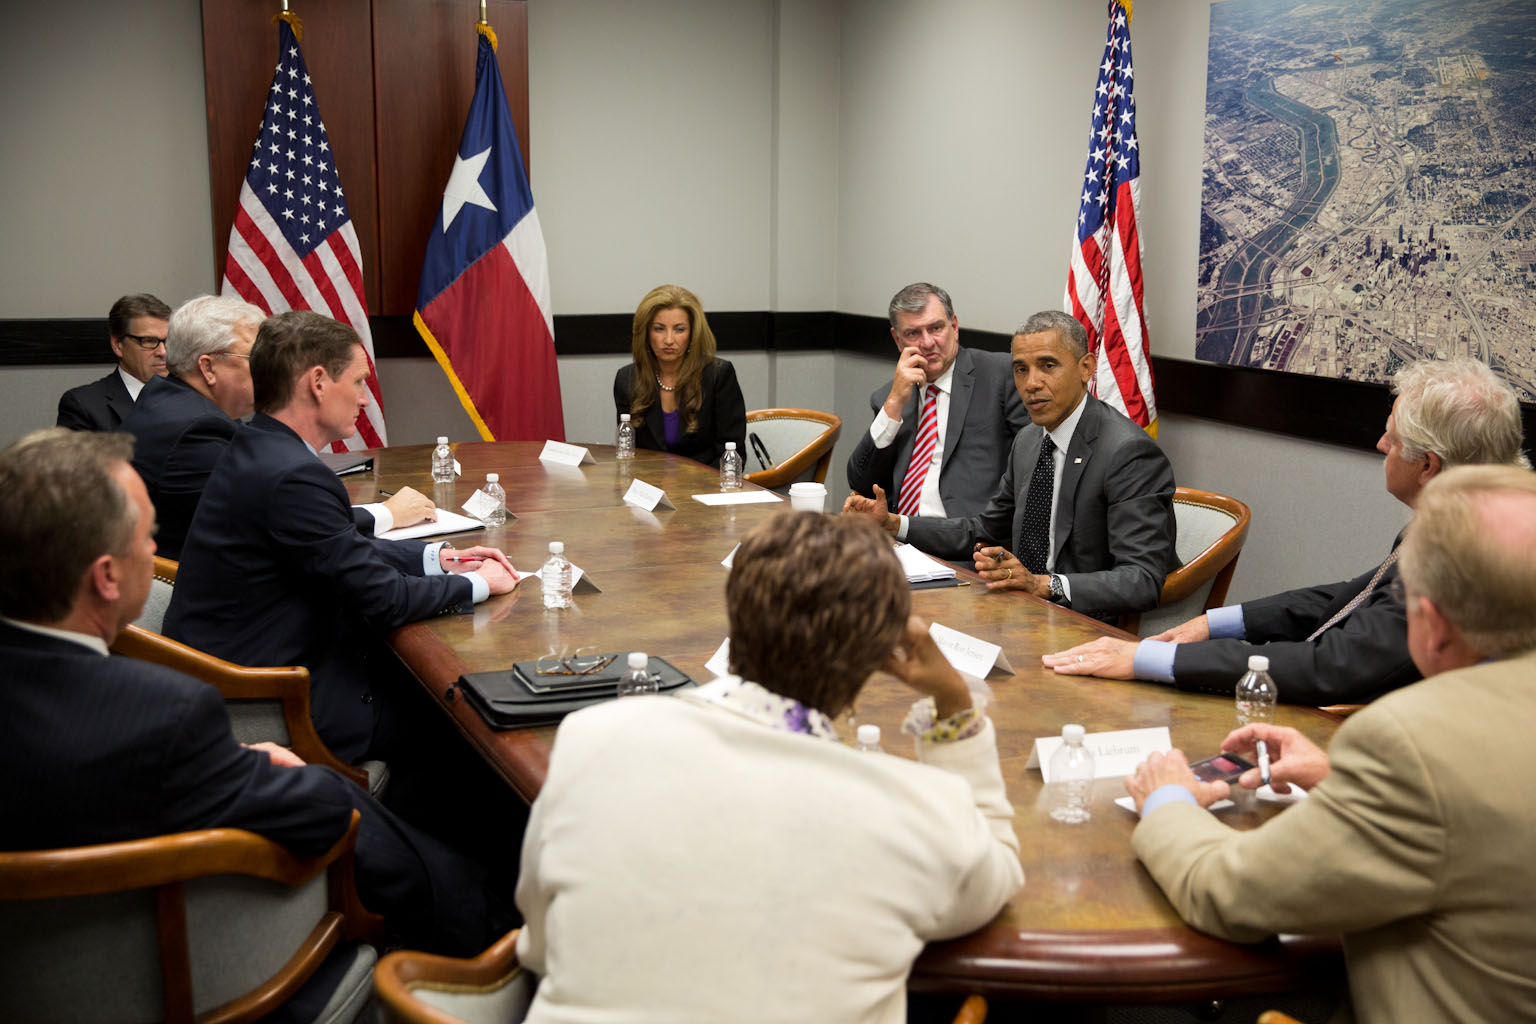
375, 927, 524, 1024
743, 408, 842, 489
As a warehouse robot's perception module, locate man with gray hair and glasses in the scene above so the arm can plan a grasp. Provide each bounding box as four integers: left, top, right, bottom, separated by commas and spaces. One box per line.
56, 293, 171, 432
845, 282, 1029, 520
122, 295, 434, 559
1046, 356, 1530, 705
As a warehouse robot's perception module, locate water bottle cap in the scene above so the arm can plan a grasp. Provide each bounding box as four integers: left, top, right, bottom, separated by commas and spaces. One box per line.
436, 436, 448, 444
549, 541, 564, 554
725, 441, 737, 450
486, 473, 498, 483
620, 413, 631, 422
1247, 655, 1270, 672
856, 724, 880, 746
1061, 723, 1086, 742
627, 651, 647, 670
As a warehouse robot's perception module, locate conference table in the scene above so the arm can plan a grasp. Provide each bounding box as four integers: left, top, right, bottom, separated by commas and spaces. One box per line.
352, 440, 1344, 1005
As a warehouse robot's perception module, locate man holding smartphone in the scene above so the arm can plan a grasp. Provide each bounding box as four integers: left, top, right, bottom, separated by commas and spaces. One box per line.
1123, 466, 1536, 1022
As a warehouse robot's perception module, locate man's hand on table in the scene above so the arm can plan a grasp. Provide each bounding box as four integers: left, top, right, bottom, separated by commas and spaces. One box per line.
1042, 636, 1138, 679
1222, 723, 1331, 793
1147, 614, 1212, 644
1125, 749, 1229, 814
383, 486, 437, 528
441, 546, 519, 596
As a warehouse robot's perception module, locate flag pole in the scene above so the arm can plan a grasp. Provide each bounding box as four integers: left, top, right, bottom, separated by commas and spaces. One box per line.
477, 0, 498, 50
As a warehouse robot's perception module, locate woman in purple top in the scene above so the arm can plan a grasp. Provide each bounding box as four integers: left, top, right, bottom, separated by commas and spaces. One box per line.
612, 284, 746, 468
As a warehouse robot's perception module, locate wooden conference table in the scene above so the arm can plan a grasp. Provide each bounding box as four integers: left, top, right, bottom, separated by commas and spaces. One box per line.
353, 440, 1344, 1004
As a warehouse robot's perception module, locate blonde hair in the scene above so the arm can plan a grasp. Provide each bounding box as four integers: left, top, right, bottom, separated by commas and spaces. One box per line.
1400, 464, 1536, 657
628, 284, 718, 436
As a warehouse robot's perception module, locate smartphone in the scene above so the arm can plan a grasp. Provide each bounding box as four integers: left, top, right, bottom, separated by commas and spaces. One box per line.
1188, 752, 1255, 783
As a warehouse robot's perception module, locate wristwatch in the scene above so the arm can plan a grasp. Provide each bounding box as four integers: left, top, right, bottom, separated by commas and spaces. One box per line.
1048, 574, 1069, 606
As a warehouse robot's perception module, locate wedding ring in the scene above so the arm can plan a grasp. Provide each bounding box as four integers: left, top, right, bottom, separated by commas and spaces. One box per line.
1004, 567, 1013, 580
1077, 655, 1085, 664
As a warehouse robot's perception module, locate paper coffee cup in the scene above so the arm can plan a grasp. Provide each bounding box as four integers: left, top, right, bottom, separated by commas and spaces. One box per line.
788, 482, 828, 513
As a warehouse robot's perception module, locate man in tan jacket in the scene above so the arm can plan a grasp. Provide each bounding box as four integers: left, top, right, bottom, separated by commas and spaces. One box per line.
1125, 464, 1536, 1024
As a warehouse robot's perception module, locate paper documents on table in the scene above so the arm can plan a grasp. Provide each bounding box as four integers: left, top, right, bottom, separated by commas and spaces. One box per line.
376, 508, 487, 542
894, 543, 956, 583
692, 490, 782, 506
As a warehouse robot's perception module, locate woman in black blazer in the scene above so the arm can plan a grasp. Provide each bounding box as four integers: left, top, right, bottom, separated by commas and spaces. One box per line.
612, 284, 746, 468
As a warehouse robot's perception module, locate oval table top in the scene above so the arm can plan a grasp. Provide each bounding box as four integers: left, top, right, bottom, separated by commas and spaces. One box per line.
355, 439, 1343, 1002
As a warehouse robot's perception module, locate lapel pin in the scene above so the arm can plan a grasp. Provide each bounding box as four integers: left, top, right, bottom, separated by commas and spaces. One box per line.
1073, 457, 1083, 464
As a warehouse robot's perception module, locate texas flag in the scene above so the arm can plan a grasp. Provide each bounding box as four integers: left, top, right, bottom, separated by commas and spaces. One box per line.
414, 28, 563, 441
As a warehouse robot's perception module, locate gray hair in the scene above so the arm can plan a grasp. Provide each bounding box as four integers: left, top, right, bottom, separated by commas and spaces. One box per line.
887, 283, 955, 328
1391, 357, 1529, 471
166, 295, 267, 377
1014, 310, 1089, 360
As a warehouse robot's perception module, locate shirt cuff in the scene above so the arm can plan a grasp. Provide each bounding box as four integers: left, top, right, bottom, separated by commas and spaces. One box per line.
1206, 604, 1247, 639
423, 541, 448, 575
1140, 784, 1199, 818
1132, 639, 1177, 683
894, 514, 910, 541
1057, 574, 1072, 603
463, 571, 490, 604
357, 502, 392, 535
869, 407, 901, 449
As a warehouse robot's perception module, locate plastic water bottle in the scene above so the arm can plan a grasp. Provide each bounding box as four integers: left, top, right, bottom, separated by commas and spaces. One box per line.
483, 473, 507, 527
720, 441, 743, 491
541, 541, 573, 610
617, 651, 658, 697
1047, 724, 1095, 824
1235, 654, 1278, 727
431, 436, 454, 483
855, 724, 884, 753
615, 414, 636, 460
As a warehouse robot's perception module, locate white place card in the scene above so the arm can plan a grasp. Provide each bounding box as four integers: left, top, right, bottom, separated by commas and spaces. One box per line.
721, 544, 739, 569
692, 490, 783, 506
705, 638, 731, 678
377, 508, 489, 542
539, 440, 596, 467
531, 562, 600, 593
1027, 726, 1172, 781
623, 478, 674, 511
1114, 785, 1309, 815
461, 489, 503, 524
927, 621, 1013, 678
453, 459, 463, 477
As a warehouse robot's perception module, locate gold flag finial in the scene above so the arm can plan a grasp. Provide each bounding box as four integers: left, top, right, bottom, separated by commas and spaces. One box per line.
272, 2, 303, 42
1116, 0, 1133, 23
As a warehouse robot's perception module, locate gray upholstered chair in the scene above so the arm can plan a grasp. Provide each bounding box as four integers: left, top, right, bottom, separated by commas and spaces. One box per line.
742, 408, 842, 491
132, 554, 181, 632
0, 811, 379, 1024
112, 624, 388, 798
375, 927, 535, 1024
1123, 487, 1252, 637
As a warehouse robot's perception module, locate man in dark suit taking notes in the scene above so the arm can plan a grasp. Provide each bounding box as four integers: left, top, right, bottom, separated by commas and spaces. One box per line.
844, 309, 1177, 621
845, 282, 1029, 520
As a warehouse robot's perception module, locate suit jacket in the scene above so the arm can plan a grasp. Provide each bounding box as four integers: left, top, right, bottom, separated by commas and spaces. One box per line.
1169, 540, 1420, 705
612, 358, 746, 469
119, 374, 238, 560
515, 688, 1022, 1024
0, 622, 492, 955
906, 394, 1177, 619
164, 413, 473, 762
1133, 648, 1536, 1024
56, 367, 135, 432
846, 347, 1029, 519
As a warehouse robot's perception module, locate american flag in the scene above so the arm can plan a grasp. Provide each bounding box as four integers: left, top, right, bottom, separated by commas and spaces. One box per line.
1064, 0, 1156, 433
221, 18, 387, 450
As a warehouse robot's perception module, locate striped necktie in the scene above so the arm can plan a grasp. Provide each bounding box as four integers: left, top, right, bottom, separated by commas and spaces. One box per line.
896, 385, 940, 518
1305, 548, 1400, 641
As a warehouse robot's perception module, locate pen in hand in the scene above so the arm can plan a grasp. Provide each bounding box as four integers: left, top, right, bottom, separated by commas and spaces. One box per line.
442, 553, 485, 563
1256, 739, 1272, 787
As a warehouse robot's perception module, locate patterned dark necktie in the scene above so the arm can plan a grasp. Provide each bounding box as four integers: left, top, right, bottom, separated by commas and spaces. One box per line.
1018, 434, 1056, 575
1305, 548, 1400, 641
896, 385, 940, 518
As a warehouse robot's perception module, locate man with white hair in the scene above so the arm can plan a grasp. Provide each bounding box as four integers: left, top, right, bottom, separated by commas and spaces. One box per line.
1044, 356, 1528, 705
1124, 464, 1536, 1022
122, 295, 434, 559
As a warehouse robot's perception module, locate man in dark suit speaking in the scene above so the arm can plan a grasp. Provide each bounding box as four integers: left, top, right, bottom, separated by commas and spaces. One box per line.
0, 429, 500, 961
845, 282, 1029, 520
55, 293, 171, 432
844, 309, 1177, 621
165, 311, 517, 766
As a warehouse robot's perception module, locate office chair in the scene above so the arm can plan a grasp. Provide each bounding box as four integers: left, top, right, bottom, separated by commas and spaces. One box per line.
742, 408, 842, 491
1123, 486, 1252, 637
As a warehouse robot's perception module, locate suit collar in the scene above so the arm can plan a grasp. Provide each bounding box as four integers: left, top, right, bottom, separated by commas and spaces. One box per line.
0, 618, 108, 657
1052, 395, 1107, 562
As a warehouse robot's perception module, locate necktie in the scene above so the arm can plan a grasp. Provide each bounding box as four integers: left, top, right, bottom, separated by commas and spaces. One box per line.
1305, 548, 1400, 641
896, 385, 940, 518
1018, 435, 1056, 575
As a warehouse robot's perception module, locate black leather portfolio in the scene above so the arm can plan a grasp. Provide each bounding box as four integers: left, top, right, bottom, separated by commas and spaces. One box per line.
458, 653, 694, 729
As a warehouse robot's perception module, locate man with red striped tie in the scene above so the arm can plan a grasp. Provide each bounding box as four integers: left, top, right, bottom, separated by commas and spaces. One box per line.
845, 283, 1028, 522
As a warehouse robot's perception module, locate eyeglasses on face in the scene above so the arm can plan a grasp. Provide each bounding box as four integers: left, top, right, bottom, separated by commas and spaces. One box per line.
121, 332, 167, 350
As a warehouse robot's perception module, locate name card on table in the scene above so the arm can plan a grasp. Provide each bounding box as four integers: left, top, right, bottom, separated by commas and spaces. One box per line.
623, 478, 675, 511
461, 489, 509, 524
721, 544, 739, 569
692, 490, 783, 506
1027, 727, 1172, 782
705, 638, 731, 678
528, 561, 601, 594
539, 440, 596, 467
928, 622, 1014, 678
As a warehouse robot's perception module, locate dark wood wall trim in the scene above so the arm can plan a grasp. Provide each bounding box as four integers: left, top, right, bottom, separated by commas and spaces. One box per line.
9, 314, 1531, 454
